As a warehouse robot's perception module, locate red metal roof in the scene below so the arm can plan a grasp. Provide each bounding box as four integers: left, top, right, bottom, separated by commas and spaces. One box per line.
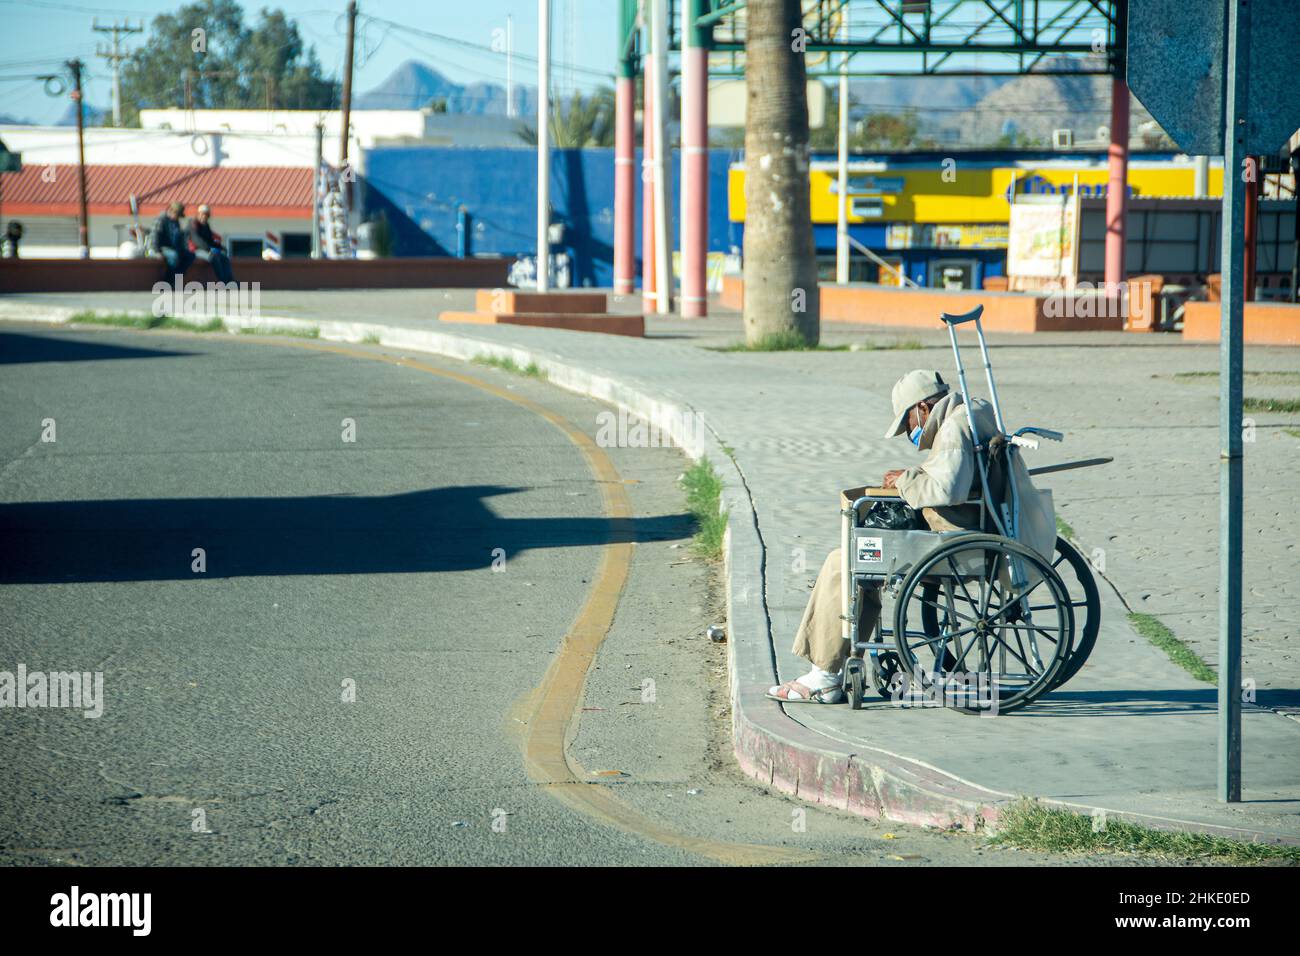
0, 164, 312, 219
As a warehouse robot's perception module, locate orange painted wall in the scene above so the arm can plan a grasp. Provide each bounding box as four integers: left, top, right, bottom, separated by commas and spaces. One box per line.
1182, 301, 1300, 346
718, 279, 1125, 333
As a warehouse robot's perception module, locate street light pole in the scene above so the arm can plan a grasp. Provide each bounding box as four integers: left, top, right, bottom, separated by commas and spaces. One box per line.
835, 17, 850, 284
537, 0, 551, 293
649, 0, 671, 314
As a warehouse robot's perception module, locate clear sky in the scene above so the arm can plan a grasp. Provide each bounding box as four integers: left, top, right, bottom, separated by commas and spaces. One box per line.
0, 0, 621, 124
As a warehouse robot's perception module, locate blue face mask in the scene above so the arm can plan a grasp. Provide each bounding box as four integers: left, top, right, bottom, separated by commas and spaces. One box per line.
908, 425, 923, 447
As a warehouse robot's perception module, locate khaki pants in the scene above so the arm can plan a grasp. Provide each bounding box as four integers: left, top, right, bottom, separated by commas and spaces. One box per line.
792, 506, 978, 673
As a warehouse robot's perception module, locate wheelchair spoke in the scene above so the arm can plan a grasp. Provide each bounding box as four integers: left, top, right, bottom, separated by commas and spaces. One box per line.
978, 552, 1002, 619
917, 592, 977, 624
1033, 625, 1064, 650
946, 556, 981, 609
905, 627, 972, 654
951, 631, 975, 672
995, 623, 1063, 645
988, 629, 1039, 676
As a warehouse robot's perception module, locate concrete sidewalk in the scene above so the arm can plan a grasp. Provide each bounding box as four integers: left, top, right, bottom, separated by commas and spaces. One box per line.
4, 289, 1298, 845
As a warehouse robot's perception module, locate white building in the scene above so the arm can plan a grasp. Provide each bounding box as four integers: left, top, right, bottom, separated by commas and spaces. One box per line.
0, 108, 528, 258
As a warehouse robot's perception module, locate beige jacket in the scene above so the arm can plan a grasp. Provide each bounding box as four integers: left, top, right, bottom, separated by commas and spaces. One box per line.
895, 392, 1056, 559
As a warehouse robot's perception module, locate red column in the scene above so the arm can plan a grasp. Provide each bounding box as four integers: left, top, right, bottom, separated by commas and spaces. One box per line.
1104, 75, 1130, 294
613, 76, 636, 295
641, 70, 656, 312
1244, 157, 1258, 302
680, 45, 708, 318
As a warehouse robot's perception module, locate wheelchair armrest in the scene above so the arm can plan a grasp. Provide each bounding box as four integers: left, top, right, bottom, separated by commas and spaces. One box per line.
840, 486, 899, 510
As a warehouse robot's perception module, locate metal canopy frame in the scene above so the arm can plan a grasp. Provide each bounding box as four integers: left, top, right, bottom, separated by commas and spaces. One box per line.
620, 1, 1124, 78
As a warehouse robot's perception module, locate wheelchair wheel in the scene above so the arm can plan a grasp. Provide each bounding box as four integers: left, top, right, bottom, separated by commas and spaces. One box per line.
893, 534, 1072, 714
868, 651, 902, 699
918, 535, 1094, 689
1046, 536, 1100, 688
845, 658, 865, 710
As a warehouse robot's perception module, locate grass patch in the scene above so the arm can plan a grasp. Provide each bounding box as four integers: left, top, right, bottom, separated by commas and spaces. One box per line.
470, 354, 548, 380
993, 799, 1300, 864
853, 338, 925, 351
238, 324, 320, 339
68, 311, 225, 333
710, 334, 925, 353
679, 457, 728, 560
1172, 370, 1300, 383
1055, 514, 1076, 540
360, 332, 382, 345
1127, 612, 1217, 683
1243, 396, 1300, 414
711, 330, 848, 352
1284, 428, 1300, 440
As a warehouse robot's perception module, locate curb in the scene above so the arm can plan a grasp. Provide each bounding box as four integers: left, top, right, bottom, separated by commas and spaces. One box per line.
4, 303, 1297, 848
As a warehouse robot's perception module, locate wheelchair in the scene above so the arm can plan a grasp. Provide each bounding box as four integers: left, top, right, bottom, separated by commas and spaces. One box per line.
839, 306, 1103, 714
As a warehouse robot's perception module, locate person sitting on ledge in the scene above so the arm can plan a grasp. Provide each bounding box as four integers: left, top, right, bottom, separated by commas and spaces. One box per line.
189, 204, 235, 284
766, 369, 990, 704
153, 201, 193, 282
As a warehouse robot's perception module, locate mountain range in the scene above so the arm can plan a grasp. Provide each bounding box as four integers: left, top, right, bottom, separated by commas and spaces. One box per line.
17, 55, 1167, 150
358, 57, 1166, 149
355, 60, 539, 117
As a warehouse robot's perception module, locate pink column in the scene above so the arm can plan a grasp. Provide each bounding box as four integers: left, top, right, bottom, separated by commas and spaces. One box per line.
613, 75, 636, 295
680, 45, 708, 318
641, 70, 656, 312
1104, 75, 1130, 294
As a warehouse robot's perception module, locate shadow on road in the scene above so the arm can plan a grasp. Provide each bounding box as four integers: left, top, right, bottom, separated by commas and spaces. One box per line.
0, 484, 690, 582
1017, 687, 1300, 714
0, 330, 194, 365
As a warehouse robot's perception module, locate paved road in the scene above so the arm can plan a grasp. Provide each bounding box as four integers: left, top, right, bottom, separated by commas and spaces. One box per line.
1, 325, 1167, 865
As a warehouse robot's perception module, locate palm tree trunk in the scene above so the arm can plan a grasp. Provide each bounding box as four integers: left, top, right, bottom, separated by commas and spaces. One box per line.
742, 0, 820, 346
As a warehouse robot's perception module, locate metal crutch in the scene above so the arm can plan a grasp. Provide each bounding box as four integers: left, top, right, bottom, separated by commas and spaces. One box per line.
939, 306, 1041, 671
937, 306, 1013, 541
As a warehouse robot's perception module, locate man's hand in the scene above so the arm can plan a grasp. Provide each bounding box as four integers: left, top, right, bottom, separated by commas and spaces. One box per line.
882, 469, 905, 489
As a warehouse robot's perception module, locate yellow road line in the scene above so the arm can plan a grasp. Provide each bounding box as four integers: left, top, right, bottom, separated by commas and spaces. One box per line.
157, 331, 808, 866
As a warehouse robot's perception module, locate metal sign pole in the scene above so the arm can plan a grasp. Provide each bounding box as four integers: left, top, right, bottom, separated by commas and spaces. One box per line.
1217, 0, 1248, 804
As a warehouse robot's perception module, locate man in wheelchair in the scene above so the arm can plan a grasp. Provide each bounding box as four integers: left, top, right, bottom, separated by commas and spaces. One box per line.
767, 369, 998, 704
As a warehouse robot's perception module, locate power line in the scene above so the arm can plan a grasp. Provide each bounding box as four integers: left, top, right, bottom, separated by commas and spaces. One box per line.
360, 14, 614, 82
0, 0, 154, 14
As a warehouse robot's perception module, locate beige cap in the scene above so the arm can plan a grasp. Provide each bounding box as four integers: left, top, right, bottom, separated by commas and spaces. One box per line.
884, 369, 949, 439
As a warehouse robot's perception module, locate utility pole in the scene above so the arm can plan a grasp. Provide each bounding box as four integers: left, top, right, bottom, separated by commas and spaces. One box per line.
93, 19, 143, 127
339, 0, 357, 226
68, 59, 89, 259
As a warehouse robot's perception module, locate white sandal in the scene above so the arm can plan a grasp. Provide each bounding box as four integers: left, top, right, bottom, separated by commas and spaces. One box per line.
765, 679, 845, 704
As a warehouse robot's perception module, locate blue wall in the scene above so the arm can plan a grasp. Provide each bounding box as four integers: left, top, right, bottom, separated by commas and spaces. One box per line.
363, 145, 1019, 289
363, 146, 742, 289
